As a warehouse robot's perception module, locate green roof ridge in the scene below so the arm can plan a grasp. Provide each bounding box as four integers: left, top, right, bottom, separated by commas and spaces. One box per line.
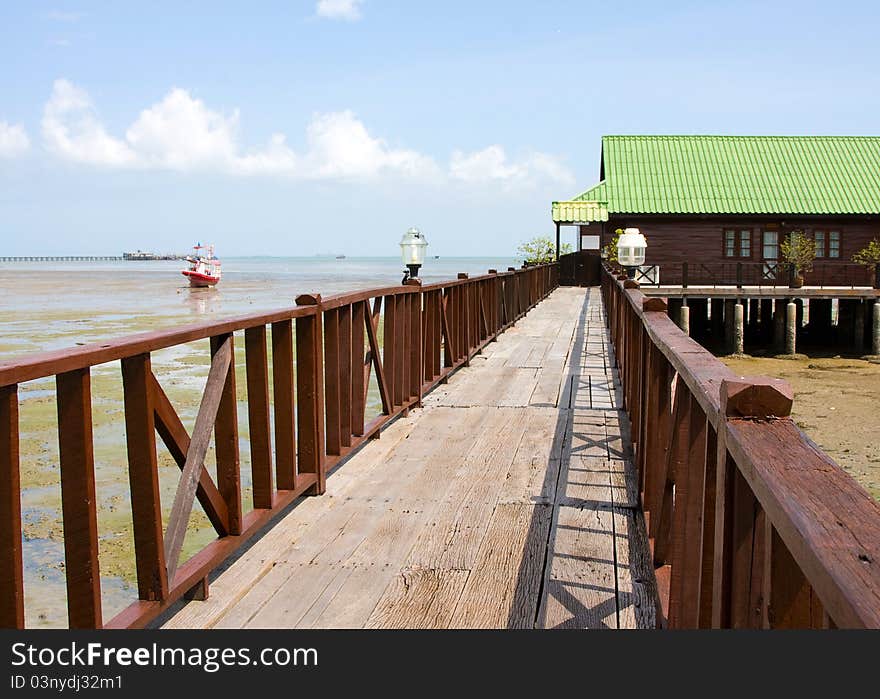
560, 135, 880, 216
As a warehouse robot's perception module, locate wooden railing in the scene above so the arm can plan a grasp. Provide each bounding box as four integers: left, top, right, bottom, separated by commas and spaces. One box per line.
633, 260, 874, 289
602, 265, 880, 628
0, 263, 558, 629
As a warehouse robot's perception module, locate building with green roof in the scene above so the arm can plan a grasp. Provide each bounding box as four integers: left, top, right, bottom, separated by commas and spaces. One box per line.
552, 135, 880, 285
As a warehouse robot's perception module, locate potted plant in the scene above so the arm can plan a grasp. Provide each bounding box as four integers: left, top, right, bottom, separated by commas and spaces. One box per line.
852, 238, 880, 288
780, 230, 816, 288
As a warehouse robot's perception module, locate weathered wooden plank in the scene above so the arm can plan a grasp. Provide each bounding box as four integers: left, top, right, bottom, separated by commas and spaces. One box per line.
541, 451, 618, 629
367, 568, 470, 629
452, 502, 552, 628
608, 459, 657, 629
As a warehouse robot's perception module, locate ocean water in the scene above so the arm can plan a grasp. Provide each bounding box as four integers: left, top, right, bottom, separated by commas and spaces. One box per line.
0, 256, 520, 358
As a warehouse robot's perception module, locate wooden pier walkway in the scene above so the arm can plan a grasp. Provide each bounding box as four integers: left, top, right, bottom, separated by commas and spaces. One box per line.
164, 287, 655, 629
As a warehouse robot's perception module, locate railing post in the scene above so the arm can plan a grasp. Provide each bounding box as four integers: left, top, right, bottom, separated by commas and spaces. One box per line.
0, 384, 24, 628
711, 376, 794, 628
271, 320, 298, 487
210, 333, 242, 534
245, 326, 275, 508
56, 368, 102, 628
295, 295, 327, 495
457, 274, 470, 365
121, 354, 169, 603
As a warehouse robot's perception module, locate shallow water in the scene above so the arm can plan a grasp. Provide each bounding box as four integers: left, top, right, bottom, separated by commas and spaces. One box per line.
0, 256, 518, 357
2, 256, 518, 627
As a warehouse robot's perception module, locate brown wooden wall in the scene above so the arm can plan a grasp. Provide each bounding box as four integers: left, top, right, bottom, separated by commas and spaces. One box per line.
603, 215, 880, 285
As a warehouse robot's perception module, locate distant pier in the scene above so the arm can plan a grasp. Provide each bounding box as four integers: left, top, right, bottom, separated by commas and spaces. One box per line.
1, 252, 187, 262
0, 255, 123, 262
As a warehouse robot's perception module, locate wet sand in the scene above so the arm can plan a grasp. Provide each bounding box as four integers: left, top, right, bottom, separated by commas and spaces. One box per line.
721, 354, 880, 501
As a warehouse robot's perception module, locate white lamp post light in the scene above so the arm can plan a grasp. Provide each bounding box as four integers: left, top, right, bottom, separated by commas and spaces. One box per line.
617, 227, 647, 279
400, 227, 428, 283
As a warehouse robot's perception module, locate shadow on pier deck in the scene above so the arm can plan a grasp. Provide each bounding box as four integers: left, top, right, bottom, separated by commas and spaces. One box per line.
164, 288, 656, 629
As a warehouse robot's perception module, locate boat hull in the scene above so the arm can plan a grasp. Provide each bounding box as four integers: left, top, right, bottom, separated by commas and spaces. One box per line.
182, 270, 220, 287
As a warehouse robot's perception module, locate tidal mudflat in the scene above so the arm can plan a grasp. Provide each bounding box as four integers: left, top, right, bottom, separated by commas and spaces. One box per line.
721, 354, 880, 501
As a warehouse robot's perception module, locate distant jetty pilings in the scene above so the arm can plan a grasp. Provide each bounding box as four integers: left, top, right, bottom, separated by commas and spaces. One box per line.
0, 255, 123, 262
1, 253, 187, 262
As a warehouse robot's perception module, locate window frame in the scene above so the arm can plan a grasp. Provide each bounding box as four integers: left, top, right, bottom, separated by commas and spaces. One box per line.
723, 228, 752, 259
812, 230, 842, 259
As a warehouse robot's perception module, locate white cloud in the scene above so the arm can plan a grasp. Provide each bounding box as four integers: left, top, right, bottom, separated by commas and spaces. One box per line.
0, 122, 30, 157
450, 145, 574, 187
40, 80, 436, 179
300, 111, 435, 178
125, 88, 240, 170
316, 0, 364, 21
38, 80, 570, 187
42, 79, 136, 165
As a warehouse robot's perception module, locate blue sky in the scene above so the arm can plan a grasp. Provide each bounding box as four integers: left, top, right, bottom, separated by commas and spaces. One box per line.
1, 1, 879, 256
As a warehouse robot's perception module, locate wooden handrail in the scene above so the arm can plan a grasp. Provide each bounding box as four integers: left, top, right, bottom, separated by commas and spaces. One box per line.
601, 264, 880, 628
0, 262, 559, 629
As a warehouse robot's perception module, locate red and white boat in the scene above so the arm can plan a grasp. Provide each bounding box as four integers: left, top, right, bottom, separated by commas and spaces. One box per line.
181, 243, 222, 287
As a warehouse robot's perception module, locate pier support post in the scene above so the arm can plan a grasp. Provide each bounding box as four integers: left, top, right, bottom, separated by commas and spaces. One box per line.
668, 298, 683, 328
773, 299, 786, 352
873, 301, 880, 356
854, 299, 866, 354
679, 303, 690, 336
734, 303, 744, 355
786, 301, 797, 356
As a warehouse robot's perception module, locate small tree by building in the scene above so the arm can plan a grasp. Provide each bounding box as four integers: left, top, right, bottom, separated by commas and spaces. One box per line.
852, 238, 880, 287
780, 230, 816, 287
516, 235, 572, 265
602, 228, 625, 263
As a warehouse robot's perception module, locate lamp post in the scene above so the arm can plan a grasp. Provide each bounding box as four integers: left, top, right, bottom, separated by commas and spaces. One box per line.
400, 227, 428, 283
617, 227, 647, 279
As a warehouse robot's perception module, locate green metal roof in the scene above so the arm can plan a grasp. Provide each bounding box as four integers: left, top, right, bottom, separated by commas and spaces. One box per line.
573, 180, 607, 203
551, 199, 608, 223
561, 135, 880, 217
552, 181, 608, 222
